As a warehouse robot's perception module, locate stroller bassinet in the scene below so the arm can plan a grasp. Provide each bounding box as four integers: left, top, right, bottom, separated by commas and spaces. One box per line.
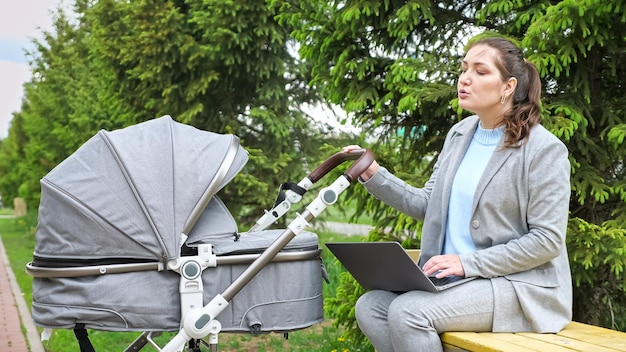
26, 115, 374, 351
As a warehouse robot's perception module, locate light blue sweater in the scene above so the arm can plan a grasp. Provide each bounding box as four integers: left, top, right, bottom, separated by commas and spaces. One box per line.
443, 123, 504, 255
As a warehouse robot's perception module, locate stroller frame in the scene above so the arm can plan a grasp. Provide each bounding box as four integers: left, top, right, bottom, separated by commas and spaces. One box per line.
160, 148, 374, 351
26, 119, 374, 351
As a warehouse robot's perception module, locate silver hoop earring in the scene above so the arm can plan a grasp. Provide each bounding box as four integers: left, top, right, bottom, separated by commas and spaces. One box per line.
500, 95, 506, 104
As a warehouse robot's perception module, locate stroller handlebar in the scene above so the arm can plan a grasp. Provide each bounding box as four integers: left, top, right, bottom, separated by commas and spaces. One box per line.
249, 148, 375, 233
308, 148, 375, 183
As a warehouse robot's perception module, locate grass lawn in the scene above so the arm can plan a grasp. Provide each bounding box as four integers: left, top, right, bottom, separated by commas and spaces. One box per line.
1, 211, 370, 352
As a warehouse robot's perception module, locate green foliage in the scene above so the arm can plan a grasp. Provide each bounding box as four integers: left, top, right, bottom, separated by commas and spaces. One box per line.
522, 0, 626, 225
0, 0, 357, 222
567, 217, 626, 330
325, 269, 373, 352
0, 116, 27, 204
84, 0, 338, 219
276, 0, 464, 165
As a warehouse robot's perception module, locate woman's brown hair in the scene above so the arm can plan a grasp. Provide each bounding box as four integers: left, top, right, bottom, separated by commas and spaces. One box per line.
466, 37, 542, 147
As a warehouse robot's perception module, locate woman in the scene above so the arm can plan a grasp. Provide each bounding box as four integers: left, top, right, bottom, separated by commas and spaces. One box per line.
345, 36, 572, 352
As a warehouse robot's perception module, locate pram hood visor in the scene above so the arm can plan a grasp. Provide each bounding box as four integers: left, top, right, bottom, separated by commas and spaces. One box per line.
34, 115, 248, 263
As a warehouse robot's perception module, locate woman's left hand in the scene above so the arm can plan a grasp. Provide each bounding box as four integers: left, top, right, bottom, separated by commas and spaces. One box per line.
422, 254, 466, 278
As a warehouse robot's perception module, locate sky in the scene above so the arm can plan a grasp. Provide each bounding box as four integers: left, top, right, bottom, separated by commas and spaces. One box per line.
0, 0, 62, 140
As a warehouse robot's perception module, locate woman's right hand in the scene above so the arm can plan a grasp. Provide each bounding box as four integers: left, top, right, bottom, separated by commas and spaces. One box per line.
342, 145, 379, 181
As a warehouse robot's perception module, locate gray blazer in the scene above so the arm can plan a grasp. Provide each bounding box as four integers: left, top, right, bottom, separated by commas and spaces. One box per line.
362, 115, 572, 333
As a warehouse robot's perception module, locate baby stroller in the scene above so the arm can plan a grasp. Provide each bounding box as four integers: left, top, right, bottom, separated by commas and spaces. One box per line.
25, 116, 373, 351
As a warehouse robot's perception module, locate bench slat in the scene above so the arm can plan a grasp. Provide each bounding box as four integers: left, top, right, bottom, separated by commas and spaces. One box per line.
442, 331, 578, 352
555, 322, 626, 351
441, 322, 626, 352
517, 331, 620, 352
486, 332, 581, 351
442, 332, 541, 351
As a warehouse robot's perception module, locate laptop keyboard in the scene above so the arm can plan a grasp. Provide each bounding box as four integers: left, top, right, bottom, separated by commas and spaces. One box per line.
429, 275, 464, 287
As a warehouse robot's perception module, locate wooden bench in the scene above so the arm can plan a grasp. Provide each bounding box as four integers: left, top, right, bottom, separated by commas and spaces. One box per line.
441, 321, 626, 351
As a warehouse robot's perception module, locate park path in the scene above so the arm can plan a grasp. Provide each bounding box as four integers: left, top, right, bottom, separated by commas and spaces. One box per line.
0, 236, 44, 352
311, 220, 373, 236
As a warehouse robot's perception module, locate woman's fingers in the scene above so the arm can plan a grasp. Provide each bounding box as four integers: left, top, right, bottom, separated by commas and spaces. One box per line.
423, 254, 465, 278
342, 145, 362, 153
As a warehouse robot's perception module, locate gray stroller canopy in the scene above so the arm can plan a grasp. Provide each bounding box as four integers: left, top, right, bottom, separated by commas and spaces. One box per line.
34, 115, 248, 263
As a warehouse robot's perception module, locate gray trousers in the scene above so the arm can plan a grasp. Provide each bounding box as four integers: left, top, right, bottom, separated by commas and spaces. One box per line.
355, 279, 495, 352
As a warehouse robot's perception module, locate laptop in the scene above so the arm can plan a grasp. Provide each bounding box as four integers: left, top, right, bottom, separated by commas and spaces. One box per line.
325, 242, 476, 293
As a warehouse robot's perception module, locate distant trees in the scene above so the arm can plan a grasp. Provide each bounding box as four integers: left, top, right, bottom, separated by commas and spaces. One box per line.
0, 0, 351, 218
0, 10, 103, 206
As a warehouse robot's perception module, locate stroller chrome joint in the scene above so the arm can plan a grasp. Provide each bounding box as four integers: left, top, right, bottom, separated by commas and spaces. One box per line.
167, 243, 217, 273
161, 295, 228, 352
249, 177, 314, 233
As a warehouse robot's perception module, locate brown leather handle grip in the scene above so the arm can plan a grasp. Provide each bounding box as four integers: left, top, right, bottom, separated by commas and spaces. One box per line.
308, 148, 375, 183
344, 148, 375, 183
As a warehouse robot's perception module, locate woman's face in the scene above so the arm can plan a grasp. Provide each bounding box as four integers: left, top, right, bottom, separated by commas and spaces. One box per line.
457, 44, 513, 122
